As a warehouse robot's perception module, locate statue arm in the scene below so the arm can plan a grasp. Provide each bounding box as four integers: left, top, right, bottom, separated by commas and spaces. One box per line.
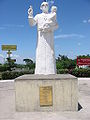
50, 22, 59, 31
48, 13, 58, 31
28, 16, 37, 26
43, 13, 58, 32
28, 6, 37, 26
43, 21, 58, 32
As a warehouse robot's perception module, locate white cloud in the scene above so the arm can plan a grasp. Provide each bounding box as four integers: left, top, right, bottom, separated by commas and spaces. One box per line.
78, 42, 81, 46
83, 20, 87, 23
83, 19, 90, 24
0, 24, 24, 30
3, 24, 24, 28
55, 34, 85, 39
11, 54, 21, 58
0, 54, 4, 58
0, 54, 5, 63
48, 0, 54, 6
50, 0, 54, 4
0, 58, 4, 63
67, 51, 76, 59
88, 19, 90, 23
11, 54, 24, 64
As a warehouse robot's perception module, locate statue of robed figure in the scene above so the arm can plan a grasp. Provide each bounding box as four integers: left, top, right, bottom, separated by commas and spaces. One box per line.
28, 2, 58, 75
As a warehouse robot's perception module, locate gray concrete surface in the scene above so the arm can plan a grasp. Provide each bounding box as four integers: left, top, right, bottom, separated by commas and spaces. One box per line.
0, 78, 90, 120
15, 74, 78, 111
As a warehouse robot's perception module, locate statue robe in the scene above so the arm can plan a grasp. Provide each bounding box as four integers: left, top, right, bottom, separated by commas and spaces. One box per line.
28, 12, 58, 74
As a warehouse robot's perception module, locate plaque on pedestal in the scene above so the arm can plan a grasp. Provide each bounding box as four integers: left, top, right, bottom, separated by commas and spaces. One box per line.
40, 86, 53, 106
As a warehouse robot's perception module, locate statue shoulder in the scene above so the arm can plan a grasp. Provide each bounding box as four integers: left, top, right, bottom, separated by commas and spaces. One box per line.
35, 13, 41, 17
34, 13, 41, 20
34, 13, 43, 23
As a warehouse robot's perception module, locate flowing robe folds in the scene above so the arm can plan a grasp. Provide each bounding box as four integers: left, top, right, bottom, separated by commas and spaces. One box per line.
28, 12, 58, 74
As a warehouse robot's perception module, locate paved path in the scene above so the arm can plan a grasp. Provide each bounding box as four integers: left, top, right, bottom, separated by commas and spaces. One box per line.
0, 78, 90, 120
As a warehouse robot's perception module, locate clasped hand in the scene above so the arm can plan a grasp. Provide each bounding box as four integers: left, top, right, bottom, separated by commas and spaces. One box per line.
40, 24, 52, 32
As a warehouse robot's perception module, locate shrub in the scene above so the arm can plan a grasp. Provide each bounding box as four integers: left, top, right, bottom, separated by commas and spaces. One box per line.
69, 68, 90, 77
1, 68, 90, 79
2, 69, 34, 80
57, 69, 68, 74
57, 68, 90, 77
0, 65, 9, 72
0, 72, 2, 80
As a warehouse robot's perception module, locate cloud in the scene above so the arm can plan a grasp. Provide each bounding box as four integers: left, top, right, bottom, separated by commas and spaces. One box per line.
83, 19, 90, 24
0, 54, 5, 63
55, 34, 85, 39
3, 24, 24, 28
0, 54, 4, 58
11, 54, 21, 58
88, 19, 90, 23
0, 24, 24, 30
78, 42, 81, 46
67, 51, 76, 59
11, 54, 24, 64
83, 20, 87, 23
11, 54, 23, 61
48, 0, 54, 6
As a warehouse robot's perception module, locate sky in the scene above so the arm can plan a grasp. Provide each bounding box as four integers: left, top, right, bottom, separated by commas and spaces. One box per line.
0, 0, 90, 64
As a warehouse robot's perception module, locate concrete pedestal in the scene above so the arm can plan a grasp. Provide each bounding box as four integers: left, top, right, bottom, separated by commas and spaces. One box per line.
15, 74, 78, 112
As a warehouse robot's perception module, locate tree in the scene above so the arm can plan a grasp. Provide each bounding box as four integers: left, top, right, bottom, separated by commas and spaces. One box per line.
56, 55, 76, 70
23, 59, 35, 70
57, 54, 69, 61
23, 59, 33, 65
78, 54, 90, 58
6, 58, 16, 71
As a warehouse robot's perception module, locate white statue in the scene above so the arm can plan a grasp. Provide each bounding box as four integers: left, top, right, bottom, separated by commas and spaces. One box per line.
28, 2, 58, 75
51, 6, 57, 13
28, 6, 33, 17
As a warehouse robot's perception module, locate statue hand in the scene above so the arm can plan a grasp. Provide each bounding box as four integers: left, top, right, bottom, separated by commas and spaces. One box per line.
43, 23, 49, 28
39, 24, 52, 32
28, 6, 33, 17
42, 27, 52, 33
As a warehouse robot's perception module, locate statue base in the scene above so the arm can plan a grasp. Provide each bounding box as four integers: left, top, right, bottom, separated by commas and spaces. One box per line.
15, 74, 78, 112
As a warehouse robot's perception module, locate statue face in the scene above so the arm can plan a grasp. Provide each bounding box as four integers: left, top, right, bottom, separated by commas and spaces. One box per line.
40, 2, 49, 13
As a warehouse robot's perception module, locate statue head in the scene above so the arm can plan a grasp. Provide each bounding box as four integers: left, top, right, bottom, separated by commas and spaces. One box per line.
40, 2, 49, 13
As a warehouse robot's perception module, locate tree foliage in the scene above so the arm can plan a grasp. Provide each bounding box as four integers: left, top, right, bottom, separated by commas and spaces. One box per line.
0, 54, 90, 73
23, 58, 35, 70
78, 54, 90, 58
56, 54, 76, 69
